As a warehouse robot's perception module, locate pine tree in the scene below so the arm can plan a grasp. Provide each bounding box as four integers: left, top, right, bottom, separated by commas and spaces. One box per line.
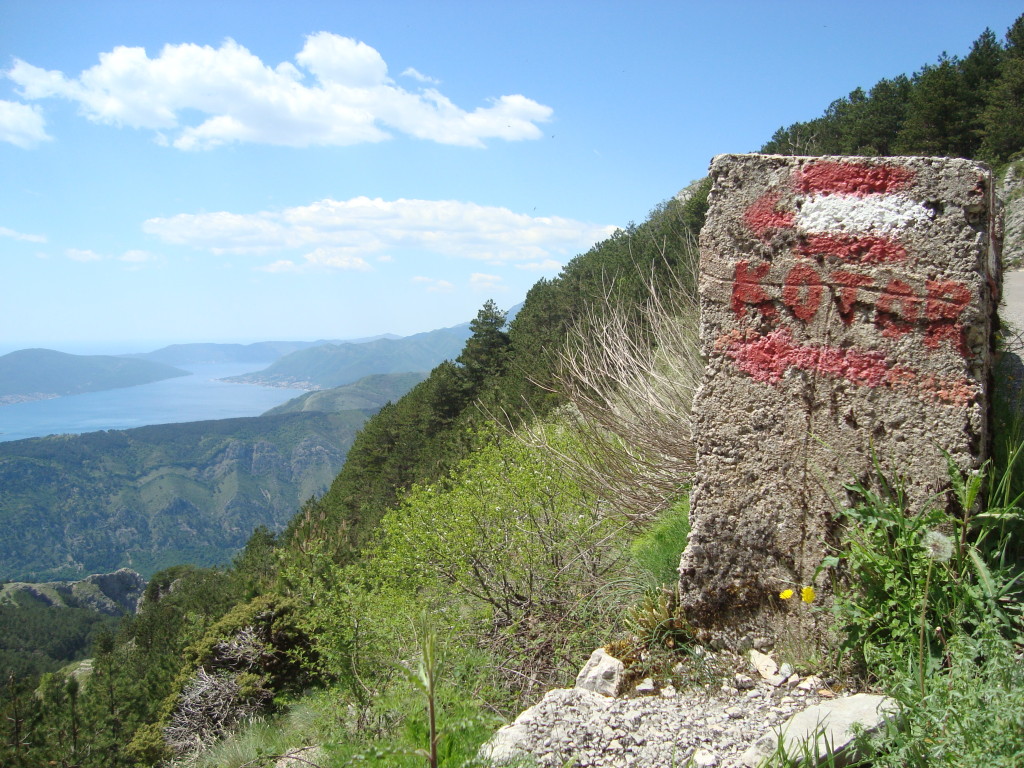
980, 15, 1024, 165
457, 300, 510, 389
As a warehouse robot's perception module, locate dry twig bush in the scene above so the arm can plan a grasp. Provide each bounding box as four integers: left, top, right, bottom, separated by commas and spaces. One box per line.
544, 236, 703, 521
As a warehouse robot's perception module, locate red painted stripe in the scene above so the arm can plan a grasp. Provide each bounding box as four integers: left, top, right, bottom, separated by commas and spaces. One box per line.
797, 234, 907, 264
721, 328, 889, 386
796, 162, 914, 196
717, 329, 974, 405
744, 193, 795, 235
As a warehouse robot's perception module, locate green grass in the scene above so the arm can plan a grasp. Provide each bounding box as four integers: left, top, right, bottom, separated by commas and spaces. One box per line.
628, 495, 690, 587
856, 630, 1024, 767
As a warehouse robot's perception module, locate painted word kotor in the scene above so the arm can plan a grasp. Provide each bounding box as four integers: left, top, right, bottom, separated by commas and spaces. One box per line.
679, 155, 998, 645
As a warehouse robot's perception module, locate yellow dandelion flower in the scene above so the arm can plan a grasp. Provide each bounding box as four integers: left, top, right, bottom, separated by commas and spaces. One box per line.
779, 589, 794, 600
801, 586, 816, 603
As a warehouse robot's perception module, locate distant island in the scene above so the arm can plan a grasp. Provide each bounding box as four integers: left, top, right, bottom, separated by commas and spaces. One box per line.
0, 348, 189, 404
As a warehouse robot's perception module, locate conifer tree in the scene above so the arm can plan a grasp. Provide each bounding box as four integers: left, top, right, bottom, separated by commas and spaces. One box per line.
457, 299, 510, 389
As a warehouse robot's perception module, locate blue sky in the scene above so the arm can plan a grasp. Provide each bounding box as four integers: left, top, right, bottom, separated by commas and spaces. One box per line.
3, 1, 1021, 353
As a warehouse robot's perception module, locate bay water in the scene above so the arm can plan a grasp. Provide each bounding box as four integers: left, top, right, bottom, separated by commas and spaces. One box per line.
0, 363, 308, 443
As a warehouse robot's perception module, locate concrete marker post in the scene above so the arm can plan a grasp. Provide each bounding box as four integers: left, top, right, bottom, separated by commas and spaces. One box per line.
679, 154, 999, 645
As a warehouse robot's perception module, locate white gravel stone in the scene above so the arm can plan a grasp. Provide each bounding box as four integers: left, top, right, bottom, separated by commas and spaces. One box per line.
480, 665, 877, 767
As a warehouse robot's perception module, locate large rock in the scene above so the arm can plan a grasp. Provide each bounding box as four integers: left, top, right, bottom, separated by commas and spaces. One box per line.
76, 568, 146, 614
575, 648, 625, 696
680, 155, 999, 642
739, 693, 899, 767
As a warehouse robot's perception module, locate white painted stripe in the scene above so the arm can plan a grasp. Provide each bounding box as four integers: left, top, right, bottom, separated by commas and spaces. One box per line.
794, 194, 933, 235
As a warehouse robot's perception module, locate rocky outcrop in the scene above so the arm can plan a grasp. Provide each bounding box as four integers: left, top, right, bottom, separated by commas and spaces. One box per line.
75, 568, 147, 614
739, 693, 898, 767
1, 568, 146, 616
575, 648, 625, 697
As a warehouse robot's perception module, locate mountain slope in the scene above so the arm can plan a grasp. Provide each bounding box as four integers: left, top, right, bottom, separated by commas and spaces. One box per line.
133, 336, 399, 365
0, 348, 189, 404
225, 324, 472, 389
0, 410, 369, 581
263, 372, 426, 415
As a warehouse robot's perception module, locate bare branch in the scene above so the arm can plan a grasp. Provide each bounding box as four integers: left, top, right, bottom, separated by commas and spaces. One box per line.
542, 234, 702, 520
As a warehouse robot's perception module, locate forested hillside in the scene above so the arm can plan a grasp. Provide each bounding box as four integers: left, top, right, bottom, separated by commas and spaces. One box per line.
224, 323, 473, 389
762, 17, 1024, 166
0, 410, 366, 581
3, 14, 1024, 768
283, 191, 706, 558
0, 371, 428, 581
263, 372, 426, 415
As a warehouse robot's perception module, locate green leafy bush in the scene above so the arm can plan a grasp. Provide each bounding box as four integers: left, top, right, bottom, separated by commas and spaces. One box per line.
833, 457, 1023, 679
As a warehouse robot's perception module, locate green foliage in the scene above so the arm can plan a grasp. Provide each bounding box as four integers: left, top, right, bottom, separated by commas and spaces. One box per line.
457, 299, 510, 389
628, 495, 691, 587
287, 420, 632, 728
0, 564, 242, 768
232, 525, 279, 597
762, 14, 1024, 167
624, 586, 691, 652
855, 632, 1024, 767
0, 409, 366, 581
0, 595, 119, 681
371, 424, 625, 637
831, 459, 1023, 679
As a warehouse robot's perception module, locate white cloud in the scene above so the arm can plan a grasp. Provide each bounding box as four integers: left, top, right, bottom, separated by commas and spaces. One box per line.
258, 259, 300, 273
5, 33, 552, 149
470, 272, 503, 291
66, 247, 162, 265
0, 100, 51, 148
413, 276, 455, 293
143, 196, 616, 269
66, 248, 104, 262
0, 225, 47, 243
402, 67, 440, 85
516, 259, 563, 271
120, 250, 157, 263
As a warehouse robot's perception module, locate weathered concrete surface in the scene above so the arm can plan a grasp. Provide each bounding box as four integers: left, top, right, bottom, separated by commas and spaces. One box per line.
680, 155, 999, 641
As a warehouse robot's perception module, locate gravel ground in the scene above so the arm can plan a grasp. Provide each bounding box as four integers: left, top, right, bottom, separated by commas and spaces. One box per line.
483, 673, 830, 768
998, 271, 1024, 403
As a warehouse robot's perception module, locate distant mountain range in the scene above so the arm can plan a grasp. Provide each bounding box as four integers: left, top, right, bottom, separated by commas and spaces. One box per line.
0, 348, 188, 405
224, 322, 472, 390
0, 311, 499, 580
132, 335, 399, 365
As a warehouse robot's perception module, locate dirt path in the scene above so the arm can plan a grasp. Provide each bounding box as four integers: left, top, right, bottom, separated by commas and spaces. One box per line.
1002, 270, 1024, 338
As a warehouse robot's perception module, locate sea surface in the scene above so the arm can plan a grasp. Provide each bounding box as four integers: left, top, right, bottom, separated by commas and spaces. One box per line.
0, 363, 308, 443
